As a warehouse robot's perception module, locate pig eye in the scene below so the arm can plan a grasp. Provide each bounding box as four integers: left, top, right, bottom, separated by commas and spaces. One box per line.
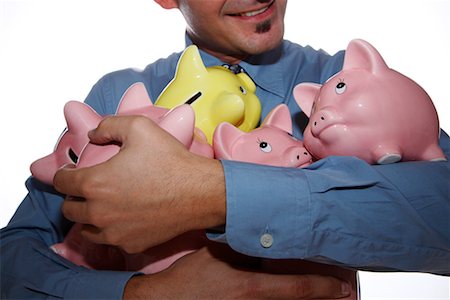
335, 80, 346, 95
239, 86, 247, 95
257, 139, 272, 153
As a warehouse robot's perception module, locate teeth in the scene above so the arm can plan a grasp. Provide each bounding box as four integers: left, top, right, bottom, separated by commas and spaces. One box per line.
240, 6, 268, 17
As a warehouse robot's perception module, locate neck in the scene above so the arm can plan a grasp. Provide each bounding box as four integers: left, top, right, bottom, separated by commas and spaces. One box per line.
188, 34, 248, 65
199, 48, 247, 65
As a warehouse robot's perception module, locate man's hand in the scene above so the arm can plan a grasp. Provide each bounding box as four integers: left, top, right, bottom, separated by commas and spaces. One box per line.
124, 244, 351, 300
53, 115, 226, 253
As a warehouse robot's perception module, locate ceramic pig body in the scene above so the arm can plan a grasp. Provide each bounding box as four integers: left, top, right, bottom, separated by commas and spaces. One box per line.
213, 104, 357, 300
30, 82, 213, 184
29, 102, 102, 185
33, 82, 213, 274
155, 45, 261, 144
213, 104, 312, 168
76, 82, 213, 163
294, 39, 446, 164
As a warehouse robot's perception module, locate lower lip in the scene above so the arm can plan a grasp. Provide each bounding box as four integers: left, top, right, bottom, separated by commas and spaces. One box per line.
230, 2, 275, 21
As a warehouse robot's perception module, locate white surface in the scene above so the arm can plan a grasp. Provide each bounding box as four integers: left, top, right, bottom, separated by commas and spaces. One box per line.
1, 1, 448, 299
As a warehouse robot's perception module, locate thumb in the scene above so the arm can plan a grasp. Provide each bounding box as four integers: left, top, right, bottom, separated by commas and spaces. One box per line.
88, 115, 151, 146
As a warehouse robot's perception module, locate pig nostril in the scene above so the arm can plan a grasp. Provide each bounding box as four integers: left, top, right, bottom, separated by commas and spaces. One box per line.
321, 116, 325, 120
303, 152, 308, 156
314, 121, 317, 126
296, 155, 300, 160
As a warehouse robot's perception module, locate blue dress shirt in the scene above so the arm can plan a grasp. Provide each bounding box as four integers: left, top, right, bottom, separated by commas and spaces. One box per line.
2, 35, 449, 299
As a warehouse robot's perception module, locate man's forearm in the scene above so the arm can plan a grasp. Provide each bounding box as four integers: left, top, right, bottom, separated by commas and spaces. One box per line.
180, 156, 227, 232
123, 246, 351, 300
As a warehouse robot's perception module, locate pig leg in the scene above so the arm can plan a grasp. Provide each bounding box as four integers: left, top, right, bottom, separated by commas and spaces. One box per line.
373, 145, 402, 164
420, 144, 447, 162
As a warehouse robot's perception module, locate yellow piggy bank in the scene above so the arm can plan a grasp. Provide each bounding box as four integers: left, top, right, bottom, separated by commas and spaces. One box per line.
155, 45, 261, 144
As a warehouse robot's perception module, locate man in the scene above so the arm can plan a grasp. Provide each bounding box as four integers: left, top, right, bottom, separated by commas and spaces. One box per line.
0, 0, 354, 299
1, 0, 448, 299
55, 0, 449, 273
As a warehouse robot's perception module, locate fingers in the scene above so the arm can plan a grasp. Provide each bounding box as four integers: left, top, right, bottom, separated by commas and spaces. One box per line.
62, 197, 111, 246
53, 116, 137, 196
252, 273, 351, 299
87, 115, 128, 145
88, 115, 158, 146
61, 196, 90, 224
53, 165, 88, 197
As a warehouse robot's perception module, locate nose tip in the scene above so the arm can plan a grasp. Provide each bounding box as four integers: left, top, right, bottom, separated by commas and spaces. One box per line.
286, 147, 312, 168
310, 109, 337, 137
313, 116, 325, 127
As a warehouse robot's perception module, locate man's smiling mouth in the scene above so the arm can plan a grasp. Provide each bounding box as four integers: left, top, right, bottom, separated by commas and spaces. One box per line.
229, 1, 274, 17
239, 6, 270, 17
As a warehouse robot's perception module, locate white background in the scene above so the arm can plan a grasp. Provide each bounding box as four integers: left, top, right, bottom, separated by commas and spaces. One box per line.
1, 0, 449, 299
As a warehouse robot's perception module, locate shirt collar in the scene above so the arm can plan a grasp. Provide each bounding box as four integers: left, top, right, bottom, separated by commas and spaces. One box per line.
184, 33, 286, 98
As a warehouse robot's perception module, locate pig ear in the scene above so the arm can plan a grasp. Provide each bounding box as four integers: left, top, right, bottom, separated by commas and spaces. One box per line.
343, 39, 389, 74
293, 83, 321, 117
176, 45, 208, 80
261, 104, 293, 134
64, 101, 102, 133
213, 122, 244, 160
159, 104, 195, 147
116, 82, 153, 115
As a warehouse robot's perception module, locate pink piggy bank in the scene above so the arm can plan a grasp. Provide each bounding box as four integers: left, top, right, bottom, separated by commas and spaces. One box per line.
294, 39, 446, 164
73, 83, 214, 170
30, 82, 213, 185
213, 104, 312, 168
213, 104, 357, 299
29, 101, 101, 185
32, 82, 213, 274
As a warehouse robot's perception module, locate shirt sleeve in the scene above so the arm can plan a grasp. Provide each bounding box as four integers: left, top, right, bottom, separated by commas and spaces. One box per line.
1, 178, 137, 299
1, 57, 180, 299
0, 75, 143, 299
210, 131, 450, 275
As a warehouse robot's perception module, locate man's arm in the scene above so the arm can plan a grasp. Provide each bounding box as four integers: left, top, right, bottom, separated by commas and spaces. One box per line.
0, 178, 137, 299
54, 115, 226, 253
54, 115, 450, 275
124, 244, 351, 299
1, 177, 350, 299
217, 144, 449, 274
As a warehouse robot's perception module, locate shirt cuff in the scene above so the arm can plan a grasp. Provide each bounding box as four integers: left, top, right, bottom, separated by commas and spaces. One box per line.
209, 159, 311, 259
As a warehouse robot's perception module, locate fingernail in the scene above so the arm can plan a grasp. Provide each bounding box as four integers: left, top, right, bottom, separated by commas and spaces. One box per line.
341, 282, 351, 295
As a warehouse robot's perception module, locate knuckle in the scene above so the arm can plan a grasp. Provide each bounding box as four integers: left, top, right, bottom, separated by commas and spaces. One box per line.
61, 201, 73, 219
96, 116, 113, 131
77, 174, 100, 199
102, 230, 120, 246
85, 207, 101, 226
78, 175, 111, 206
119, 236, 139, 253
128, 116, 150, 132
120, 244, 136, 254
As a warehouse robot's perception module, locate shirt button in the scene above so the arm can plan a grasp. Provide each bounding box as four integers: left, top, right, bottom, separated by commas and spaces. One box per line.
260, 233, 273, 248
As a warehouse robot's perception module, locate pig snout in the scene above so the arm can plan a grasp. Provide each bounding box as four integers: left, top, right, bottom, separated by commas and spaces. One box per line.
309, 109, 339, 137
284, 146, 312, 168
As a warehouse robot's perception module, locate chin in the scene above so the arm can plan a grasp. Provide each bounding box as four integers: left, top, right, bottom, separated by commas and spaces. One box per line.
245, 35, 283, 54
252, 24, 284, 52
